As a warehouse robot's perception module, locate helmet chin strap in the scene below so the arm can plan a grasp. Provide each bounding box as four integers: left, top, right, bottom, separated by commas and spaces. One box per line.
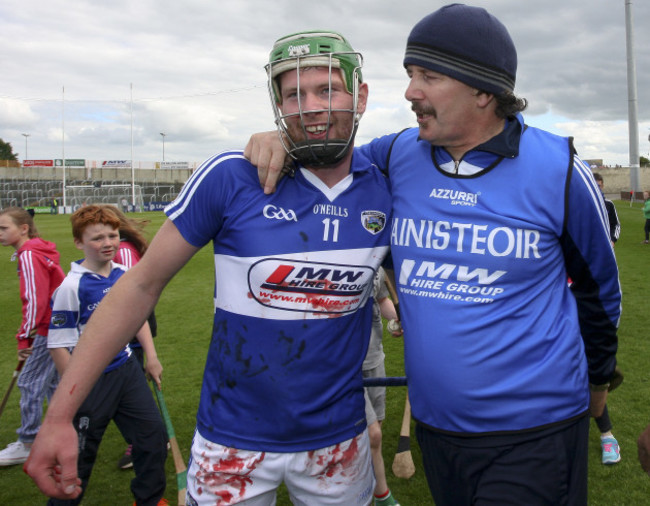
289, 138, 354, 168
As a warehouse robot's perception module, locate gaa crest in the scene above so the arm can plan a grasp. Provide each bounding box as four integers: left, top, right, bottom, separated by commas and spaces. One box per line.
51, 312, 68, 327
361, 210, 386, 235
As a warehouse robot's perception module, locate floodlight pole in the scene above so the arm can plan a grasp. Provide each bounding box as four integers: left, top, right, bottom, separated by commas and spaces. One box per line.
160, 132, 166, 162
62, 86, 67, 212
625, 0, 640, 192
130, 83, 136, 211
158, 132, 166, 200
21, 133, 30, 161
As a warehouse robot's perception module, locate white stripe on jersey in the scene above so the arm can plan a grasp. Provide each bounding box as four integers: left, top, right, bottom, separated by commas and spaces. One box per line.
117, 248, 135, 268
166, 152, 246, 221
215, 246, 389, 320
21, 250, 37, 339
609, 202, 621, 241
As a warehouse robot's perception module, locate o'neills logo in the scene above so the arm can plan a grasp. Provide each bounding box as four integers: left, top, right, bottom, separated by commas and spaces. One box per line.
248, 258, 375, 314
429, 188, 479, 207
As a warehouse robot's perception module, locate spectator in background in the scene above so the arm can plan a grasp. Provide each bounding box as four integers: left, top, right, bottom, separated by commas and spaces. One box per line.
111, 206, 160, 471
364, 267, 402, 506
112, 208, 157, 369
0, 207, 64, 467
593, 173, 620, 246
643, 191, 650, 244
46, 204, 166, 505
589, 173, 622, 464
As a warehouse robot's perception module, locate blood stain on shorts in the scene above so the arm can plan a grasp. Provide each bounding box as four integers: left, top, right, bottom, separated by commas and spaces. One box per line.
195, 447, 266, 503
306, 435, 361, 486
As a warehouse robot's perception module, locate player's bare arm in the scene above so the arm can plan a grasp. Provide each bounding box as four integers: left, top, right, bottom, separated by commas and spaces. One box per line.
244, 131, 289, 194
24, 219, 199, 498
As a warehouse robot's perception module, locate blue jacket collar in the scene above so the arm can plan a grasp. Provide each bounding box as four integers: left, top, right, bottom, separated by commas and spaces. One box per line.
433, 114, 524, 172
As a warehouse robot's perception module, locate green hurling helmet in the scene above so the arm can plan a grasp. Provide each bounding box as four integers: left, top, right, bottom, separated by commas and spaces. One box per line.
265, 30, 364, 167
267, 30, 363, 103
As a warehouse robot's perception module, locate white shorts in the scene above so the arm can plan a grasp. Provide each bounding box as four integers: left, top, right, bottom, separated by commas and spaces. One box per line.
186, 429, 374, 506
363, 363, 386, 426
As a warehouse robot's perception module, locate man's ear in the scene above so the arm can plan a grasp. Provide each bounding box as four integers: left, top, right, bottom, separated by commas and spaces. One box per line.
475, 90, 495, 109
356, 82, 369, 115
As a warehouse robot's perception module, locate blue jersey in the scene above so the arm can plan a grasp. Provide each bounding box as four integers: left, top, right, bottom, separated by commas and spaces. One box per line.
48, 261, 131, 373
165, 149, 391, 452
359, 116, 620, 435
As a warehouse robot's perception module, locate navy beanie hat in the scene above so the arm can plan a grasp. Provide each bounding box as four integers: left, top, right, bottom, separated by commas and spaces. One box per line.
404, 3, 517, 94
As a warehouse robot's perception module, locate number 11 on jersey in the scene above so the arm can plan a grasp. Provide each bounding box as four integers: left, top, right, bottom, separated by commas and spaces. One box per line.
322, 218, 340, 242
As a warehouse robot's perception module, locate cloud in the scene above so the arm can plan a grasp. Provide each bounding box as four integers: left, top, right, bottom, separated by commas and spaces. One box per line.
0, 99, 39, 129
0, 0, 648, 165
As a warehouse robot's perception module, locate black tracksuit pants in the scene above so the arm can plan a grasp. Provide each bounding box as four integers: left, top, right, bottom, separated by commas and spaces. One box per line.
48, 357, 167, 506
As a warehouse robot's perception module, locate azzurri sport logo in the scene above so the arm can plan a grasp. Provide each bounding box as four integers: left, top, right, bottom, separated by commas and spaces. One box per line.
429, 188, 479, 207
248, 258, 375, 314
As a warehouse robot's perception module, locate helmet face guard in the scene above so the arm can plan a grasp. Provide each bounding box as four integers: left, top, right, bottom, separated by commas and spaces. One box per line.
265, 31, 364, 168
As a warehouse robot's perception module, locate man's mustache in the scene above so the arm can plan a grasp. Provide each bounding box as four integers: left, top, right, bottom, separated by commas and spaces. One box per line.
411, 105, 436, 117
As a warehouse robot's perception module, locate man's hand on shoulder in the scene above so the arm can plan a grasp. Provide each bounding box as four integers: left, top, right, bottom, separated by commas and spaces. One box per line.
244, 131, 290, 194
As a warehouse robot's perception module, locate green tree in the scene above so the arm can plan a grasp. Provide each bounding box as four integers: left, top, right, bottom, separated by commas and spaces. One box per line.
0, 138, 18, 161
641, 156, 649, 167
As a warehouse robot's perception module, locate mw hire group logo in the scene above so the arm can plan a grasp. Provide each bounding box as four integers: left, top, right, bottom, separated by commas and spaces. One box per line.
248, 259, 375, 314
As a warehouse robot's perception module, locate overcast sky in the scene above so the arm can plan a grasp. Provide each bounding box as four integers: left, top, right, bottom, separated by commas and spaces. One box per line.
1, 0, 648, 167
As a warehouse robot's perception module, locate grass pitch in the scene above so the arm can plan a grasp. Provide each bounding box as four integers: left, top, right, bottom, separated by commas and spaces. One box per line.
1, 201, 649, 504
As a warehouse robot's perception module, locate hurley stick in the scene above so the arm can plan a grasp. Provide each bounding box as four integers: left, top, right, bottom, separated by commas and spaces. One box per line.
152, 382, 187, 506
0, 361, 25, 420
384, 272, 415, 478
392, 395, 416, 479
